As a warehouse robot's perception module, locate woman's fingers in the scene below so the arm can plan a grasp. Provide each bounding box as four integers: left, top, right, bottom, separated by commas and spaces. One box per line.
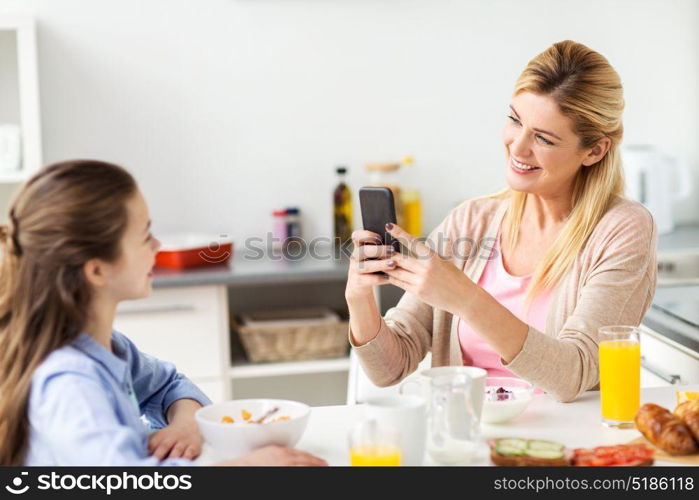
355, 273, 393, 287
388, 252, 422, 273
385, 272, 413, 292
354, 258, 398, 274
351, 229, 383, 246
385, 223, 433, 259
355, 244, 394, 261
385, 266, 418, 285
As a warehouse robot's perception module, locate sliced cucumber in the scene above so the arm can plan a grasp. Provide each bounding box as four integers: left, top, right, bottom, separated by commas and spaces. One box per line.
527, 440, 565, 452
494, 438, 566, 459
495, 438, 528, 451
495, 445, 526, 457
525, 449, 564, 460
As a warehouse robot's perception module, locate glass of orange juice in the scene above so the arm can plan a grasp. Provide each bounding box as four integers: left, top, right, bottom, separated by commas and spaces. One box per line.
599, 326, 641, 428
348, 419, 401, 466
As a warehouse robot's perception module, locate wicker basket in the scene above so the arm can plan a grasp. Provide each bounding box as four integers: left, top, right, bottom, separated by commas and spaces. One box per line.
235, 307, 349, 362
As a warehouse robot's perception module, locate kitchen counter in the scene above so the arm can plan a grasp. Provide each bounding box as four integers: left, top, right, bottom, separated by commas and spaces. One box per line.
645, 224, 699, 357
197, 384, 699, 466
152, 224, 699, 288
645, 285, 699, 356
152, 245, 349, 288
658, 224, 699, 252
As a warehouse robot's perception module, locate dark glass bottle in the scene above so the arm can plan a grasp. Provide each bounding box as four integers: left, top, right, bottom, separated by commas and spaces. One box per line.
333, 166, 353, 246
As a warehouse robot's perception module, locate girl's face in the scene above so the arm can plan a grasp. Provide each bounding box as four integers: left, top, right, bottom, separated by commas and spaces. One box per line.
502, 91, 597, 199
101, 190, 161, 302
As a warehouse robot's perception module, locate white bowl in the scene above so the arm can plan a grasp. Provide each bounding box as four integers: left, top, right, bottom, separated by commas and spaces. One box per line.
195, 399, 310, 458
481, 377, 534, 424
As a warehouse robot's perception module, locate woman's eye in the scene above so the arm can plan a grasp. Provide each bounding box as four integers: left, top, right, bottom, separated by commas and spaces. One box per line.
536, 135, 554, 146
508, 114, 554, 145
507, 115, 521, 125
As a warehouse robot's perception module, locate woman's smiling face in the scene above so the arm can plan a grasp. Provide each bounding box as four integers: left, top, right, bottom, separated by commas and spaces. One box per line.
502, 91, 595, 198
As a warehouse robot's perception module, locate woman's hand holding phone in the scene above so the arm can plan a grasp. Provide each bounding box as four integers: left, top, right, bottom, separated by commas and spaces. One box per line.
344, 229, 396, 301
346, 186, 401, 346
344, 229, 399, 346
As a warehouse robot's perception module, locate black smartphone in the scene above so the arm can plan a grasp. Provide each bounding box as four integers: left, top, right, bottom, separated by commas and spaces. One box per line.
359, 187, 401, 253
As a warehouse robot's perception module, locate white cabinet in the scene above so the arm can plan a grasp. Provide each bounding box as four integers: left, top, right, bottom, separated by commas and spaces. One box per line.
114, 284, 231, 403
640, 326, 699, 386
641, 367, 672, 388
113, 283, 350, 406
0, 16, 42, 182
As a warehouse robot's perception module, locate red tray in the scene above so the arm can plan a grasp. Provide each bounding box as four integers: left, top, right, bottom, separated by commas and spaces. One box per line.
155, 234, 233, 269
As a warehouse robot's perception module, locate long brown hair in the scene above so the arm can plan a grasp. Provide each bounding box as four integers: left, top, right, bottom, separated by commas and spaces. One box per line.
0, 160, 137, 465
486, 40, 624, 305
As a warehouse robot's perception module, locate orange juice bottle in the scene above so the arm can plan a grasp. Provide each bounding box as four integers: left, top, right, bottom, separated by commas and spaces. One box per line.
400, 156, 422, 237
350, 445, 401, 466
599, 327, 641, 427
403, 189, 422, 237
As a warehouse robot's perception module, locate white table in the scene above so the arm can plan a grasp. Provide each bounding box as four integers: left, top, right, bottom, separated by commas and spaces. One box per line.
198, 384, 699, 466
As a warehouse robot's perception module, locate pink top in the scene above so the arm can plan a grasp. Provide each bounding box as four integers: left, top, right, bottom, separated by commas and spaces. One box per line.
458, 229, 553, 387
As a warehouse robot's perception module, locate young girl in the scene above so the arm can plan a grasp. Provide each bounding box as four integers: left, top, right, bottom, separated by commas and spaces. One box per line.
0, 160, 326, 466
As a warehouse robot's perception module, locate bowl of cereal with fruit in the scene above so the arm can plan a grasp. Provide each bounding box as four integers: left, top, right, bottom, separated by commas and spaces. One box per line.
481, 377, 534, 424
195, 399, 310, 458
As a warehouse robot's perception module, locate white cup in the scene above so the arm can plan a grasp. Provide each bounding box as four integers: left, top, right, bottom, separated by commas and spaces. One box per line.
400, 366, 487, 421
364, 394, 427, 466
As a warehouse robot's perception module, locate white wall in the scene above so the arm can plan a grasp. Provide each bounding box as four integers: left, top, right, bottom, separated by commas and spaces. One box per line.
0, 0, 697, 242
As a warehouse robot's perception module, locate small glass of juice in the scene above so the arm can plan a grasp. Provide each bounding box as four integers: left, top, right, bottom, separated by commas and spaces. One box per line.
348, 419, 401, 466
599, 326, 641, 428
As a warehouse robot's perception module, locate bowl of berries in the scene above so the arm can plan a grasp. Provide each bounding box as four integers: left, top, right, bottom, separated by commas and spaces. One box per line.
481, 377, 534, 424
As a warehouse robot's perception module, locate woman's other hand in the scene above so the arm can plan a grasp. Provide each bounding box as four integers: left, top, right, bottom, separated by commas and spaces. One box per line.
383, 223, 473, 317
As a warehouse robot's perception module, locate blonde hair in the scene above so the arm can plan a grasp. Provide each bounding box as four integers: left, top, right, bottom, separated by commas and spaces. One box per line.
487, 40, 625, 306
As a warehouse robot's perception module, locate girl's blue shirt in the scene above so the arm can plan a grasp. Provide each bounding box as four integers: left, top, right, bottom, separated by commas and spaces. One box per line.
25, 331, 211, 465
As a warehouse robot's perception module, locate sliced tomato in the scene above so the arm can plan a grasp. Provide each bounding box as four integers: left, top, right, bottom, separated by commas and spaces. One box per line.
572, 444, 653, 467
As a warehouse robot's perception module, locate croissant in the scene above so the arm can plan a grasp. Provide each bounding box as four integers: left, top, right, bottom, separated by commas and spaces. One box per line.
634, 403, 698, 456
674, 399, 699, 442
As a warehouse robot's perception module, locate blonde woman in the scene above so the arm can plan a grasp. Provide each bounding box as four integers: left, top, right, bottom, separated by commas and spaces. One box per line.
345, 40, 657, 403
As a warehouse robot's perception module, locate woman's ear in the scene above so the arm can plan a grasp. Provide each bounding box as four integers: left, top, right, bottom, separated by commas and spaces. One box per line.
83, 259, 108, 288
582, 137, 612, 166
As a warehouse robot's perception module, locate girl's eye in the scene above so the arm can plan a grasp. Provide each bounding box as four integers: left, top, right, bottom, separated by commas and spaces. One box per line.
536, 135, 554, 146
507, 115, 521, 125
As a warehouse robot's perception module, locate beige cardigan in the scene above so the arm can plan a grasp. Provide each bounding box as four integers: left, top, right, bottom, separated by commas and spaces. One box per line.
350, 195, 658, 402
